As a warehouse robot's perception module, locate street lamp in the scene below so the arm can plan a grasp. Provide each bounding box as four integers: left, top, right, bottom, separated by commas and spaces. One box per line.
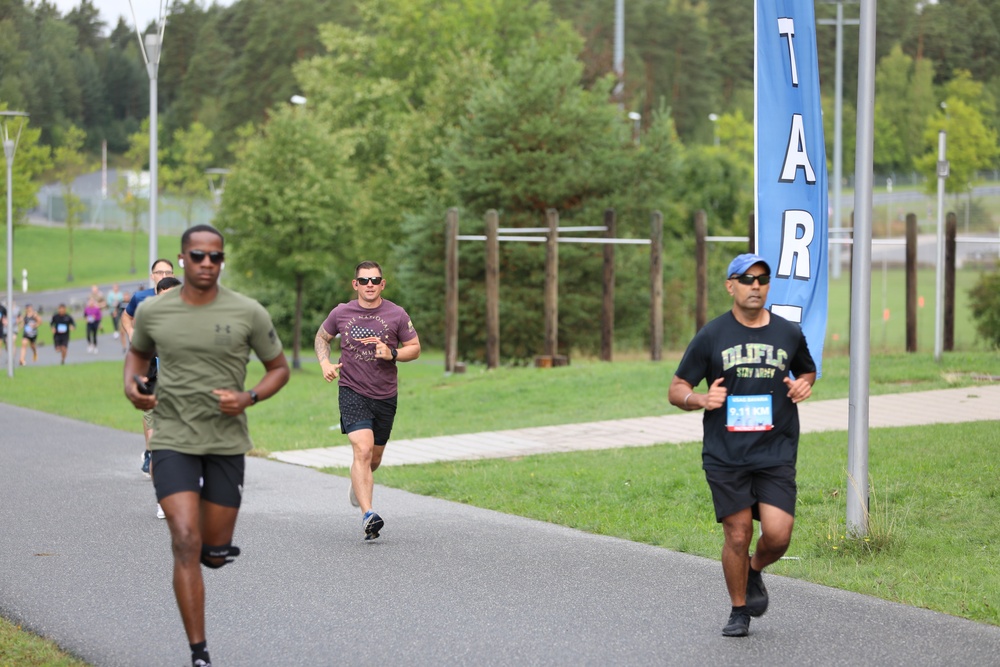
708, 113, 719, 147
129, 2, 167, 287
290, 95, 307, 106
628, 111, 641, 145
2, 110, 28, 379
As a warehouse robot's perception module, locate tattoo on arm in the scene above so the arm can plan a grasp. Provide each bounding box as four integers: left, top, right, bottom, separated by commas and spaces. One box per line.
314, 329, 332, 362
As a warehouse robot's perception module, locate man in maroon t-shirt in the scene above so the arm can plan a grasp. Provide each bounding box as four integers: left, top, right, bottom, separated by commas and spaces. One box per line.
314, 260, 421, 540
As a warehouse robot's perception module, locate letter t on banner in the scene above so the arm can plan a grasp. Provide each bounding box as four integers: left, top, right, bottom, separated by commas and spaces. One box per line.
755, 1, 829, 376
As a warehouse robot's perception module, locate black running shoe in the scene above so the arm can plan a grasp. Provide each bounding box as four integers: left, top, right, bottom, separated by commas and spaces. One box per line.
362, 510, 384, 540
746, 568, 769, 617
722, 609, 751, 637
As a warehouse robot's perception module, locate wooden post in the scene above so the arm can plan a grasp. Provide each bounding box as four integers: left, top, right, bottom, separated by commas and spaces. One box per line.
444, 208, 459, 373
695, 210, 708, 332
905, 213, 917, 353
747, 212, 756, 253
650, 211, 664, 361
944, 211, 956, 351
485, 209, 500, 369
544, 208, 559, 357
601, 209, 616, 361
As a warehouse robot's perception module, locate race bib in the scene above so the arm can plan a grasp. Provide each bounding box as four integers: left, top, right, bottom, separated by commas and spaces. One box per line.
726, 394, 773, 432
56, 323, 68, 334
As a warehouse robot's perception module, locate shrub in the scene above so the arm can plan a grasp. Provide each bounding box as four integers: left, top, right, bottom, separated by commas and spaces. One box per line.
968, 271, 1000, 349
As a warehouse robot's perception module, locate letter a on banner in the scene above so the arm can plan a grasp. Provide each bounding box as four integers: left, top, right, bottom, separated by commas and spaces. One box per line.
755, 1, 829, 375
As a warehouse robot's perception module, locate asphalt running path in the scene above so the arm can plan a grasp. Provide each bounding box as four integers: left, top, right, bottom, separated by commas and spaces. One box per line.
3, 404, 1000, 665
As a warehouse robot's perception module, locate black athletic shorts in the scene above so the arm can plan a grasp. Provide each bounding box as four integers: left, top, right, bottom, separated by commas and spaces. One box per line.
338, 386, 398, 446
704, 464, 797, 522
151, 450, 245, 508
52, 334, 69, 347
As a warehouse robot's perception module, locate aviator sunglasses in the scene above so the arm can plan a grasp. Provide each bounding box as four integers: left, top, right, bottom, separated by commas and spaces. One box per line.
732, 273, 771, 286
355, 276, 383, 285
187, 250, 225, 265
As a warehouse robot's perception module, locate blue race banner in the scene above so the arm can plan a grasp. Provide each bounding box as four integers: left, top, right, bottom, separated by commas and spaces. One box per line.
755, 0, 828, 375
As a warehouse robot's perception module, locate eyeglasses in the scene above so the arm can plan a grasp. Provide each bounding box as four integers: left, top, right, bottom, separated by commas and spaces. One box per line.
187, 250, 225, 265
151, 269, 173, 277
732, 273, 771, 286
355, 276, 383, 285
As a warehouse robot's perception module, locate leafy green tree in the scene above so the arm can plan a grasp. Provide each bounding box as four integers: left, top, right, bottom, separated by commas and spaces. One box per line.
162, 121, 214, 225
968, 270, 1000, 349
874, 44, 936, 172
915, 72, 1000, 193
215, 105, 361, 369
50, 125, 90, 281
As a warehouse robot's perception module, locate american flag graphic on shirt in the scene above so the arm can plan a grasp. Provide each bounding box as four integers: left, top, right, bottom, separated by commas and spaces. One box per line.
350, 324, 382, 340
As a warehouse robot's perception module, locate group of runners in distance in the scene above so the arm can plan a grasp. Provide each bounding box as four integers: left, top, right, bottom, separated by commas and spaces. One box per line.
7, 221, 812, 664
0, 282, 134, 367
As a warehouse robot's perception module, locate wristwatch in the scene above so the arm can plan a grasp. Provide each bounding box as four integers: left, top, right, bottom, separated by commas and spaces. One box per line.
248, 390, 259, 405
390, 347, 398, 361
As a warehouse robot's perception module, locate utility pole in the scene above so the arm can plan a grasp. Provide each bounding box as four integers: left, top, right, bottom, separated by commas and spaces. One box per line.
818, 1, 859, 281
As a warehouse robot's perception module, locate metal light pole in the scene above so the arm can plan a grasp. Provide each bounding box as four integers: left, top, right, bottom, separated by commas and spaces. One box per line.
708, 113, 719, 147
934, 130, 948, 362
2, 110, 28, 379
130, 3, 166, 287
846, 0, 876, 537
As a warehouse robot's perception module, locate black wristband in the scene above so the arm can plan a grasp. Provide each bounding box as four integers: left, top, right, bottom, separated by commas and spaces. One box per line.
391, 347, 398, 360
248, 390, 259, 405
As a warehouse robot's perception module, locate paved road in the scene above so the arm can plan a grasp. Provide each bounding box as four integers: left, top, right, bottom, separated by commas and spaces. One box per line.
2, 403, 1000, 666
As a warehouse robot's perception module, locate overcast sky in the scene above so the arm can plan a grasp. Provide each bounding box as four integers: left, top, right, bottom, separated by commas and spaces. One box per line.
49, 1, 234, 35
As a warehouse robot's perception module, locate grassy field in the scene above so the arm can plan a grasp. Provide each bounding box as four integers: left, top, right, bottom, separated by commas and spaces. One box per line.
1, 226, 180, 292
0, 350, 998, 454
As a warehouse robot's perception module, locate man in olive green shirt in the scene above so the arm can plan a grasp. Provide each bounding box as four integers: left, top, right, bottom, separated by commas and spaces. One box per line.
124, 224, 289, 667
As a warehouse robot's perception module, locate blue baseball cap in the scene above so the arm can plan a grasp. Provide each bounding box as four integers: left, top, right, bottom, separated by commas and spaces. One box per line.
727, 253, 771, 279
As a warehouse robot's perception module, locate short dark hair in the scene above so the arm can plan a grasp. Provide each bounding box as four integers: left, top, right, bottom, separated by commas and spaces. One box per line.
151, 258, 174, 272
181, 224, 224, 251
355, 260, 382, 277
156, 276, 182, 294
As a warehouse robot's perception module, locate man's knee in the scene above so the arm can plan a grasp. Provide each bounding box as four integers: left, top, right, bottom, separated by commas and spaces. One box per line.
170, 526, 202, 564
722, 516, 755, 550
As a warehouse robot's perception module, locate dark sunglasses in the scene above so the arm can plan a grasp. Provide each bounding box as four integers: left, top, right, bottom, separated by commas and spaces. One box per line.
355, 276, 383, 285
188, 250, 225, 265
733, 273, 771, 286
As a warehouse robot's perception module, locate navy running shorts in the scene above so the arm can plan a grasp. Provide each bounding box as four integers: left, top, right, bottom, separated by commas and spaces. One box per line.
338, 386, 398, 446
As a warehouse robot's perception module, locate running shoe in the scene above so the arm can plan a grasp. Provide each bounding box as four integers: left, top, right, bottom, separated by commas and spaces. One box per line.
362, 510, 384, 540
141, 450, 151, 477
746, 568, 769, 617
349, 485, 360, 508
722, 609, 751, 637
156, 504, 165, 519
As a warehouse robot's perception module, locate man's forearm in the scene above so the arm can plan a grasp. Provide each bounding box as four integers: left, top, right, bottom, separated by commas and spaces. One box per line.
314, 330, 332, 363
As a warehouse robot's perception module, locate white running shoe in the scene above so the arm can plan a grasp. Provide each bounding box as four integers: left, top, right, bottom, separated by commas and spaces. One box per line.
156, 504, 165, 519
349, 485, 360, 508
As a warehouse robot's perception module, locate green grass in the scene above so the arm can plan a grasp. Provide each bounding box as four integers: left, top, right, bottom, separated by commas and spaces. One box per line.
1, 350, 999, 454
824, 267, 991, 354
0, 615, 89, 666
362, 420, 1000, 625
1, 225, 180, 292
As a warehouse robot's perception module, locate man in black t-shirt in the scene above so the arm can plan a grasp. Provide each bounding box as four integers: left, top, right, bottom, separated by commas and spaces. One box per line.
669, 253, 816, 638
50, 304, 76, 365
